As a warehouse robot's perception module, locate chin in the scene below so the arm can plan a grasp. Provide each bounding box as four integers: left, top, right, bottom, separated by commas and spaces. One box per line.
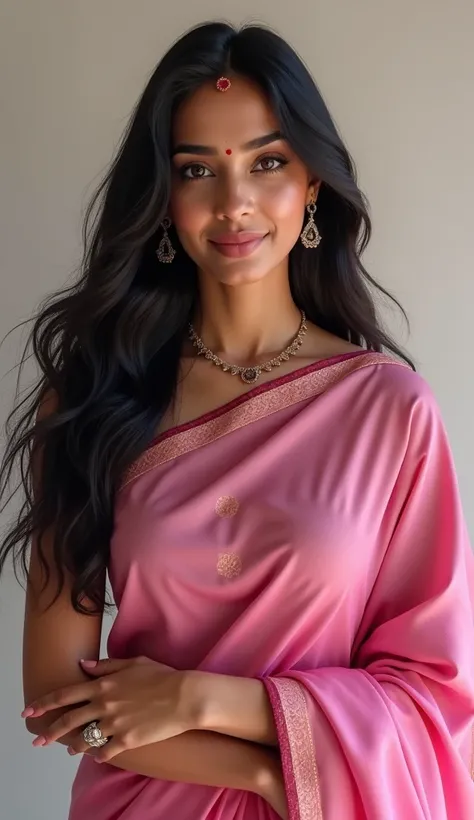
211, 263, 274, 287
198, 250, 283, 286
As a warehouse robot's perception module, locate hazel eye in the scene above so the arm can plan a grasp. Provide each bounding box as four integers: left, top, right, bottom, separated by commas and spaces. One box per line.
253, 156, 288, 173
181, 164, 213, 180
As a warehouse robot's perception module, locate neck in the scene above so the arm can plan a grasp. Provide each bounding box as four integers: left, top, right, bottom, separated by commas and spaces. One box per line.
191, 272, 303, 366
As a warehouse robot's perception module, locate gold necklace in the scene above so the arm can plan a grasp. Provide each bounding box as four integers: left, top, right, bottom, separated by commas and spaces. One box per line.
188, 311, 308, 384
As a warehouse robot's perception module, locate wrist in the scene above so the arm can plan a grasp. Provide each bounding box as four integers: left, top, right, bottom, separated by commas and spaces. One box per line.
180, 670, 210, 732
184, 670, 236, 734
182, 671, 278, 746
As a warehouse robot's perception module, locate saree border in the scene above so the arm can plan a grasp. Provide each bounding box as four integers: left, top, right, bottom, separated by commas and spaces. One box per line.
120, 352, 404, 490
264, 677, 322, 820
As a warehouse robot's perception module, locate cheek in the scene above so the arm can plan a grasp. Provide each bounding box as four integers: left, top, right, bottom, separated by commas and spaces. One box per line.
169, 186, 208, 236
267, 180, 307, 227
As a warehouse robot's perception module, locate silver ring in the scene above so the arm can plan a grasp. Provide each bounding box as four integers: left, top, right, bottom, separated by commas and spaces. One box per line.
82, 721, 109, 748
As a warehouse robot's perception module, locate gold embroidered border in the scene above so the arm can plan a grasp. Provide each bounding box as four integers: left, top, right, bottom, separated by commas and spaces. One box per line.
120, 352, 404, 490
272, 677, 322, 820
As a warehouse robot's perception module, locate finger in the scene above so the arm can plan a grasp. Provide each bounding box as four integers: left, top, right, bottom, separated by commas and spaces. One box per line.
93, 736, 127, 764
93, 726, 164, 765
37, 705, 100, 746
79, 657, 131, 676
22, 683, 96, 718
67, 722, 113, 757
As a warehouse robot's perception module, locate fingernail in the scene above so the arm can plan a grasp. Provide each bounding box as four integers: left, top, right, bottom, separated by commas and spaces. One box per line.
67, 746, 76, 756
21, 706, 35, 718
32, 736, 46, 747
80, 659, 97, 668
94, 757, 103, 764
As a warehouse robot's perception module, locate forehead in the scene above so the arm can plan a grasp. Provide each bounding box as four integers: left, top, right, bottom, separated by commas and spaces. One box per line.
172, 76, 281, 145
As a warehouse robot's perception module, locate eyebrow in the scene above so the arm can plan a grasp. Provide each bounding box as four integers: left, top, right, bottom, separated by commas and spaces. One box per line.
171, 130, 283, 157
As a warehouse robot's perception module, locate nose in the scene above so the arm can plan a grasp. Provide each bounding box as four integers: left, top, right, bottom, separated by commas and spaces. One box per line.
215, 178, 254, 222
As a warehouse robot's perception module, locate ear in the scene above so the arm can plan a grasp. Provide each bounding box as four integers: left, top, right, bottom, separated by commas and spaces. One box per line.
307, 179, 322, 205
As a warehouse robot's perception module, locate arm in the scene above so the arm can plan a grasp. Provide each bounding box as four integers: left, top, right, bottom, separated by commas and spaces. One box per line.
261, 384, 474, 819
192, 671, 278, 746
76, 660, 279, 748
24, 536, 282, 798
24, 391, 281, 800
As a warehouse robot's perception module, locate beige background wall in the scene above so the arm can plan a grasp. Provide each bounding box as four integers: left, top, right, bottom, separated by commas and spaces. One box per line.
1, 1, 473, 816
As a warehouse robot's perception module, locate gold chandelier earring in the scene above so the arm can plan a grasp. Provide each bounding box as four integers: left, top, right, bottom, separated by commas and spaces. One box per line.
300, 198, 321, 249
156, 217, 176, 263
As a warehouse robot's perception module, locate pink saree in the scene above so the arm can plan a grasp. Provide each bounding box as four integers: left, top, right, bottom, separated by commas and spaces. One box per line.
69, 350, 474, 819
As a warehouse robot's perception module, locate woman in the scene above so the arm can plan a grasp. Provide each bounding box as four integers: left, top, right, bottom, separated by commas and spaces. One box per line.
1, 20, 473, 820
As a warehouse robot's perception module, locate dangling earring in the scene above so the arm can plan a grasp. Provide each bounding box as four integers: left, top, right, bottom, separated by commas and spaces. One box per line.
300, 199, 321, 249
156, 217, 176, 263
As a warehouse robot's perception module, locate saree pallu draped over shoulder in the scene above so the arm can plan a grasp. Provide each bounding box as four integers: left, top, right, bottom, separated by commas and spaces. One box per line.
69, 351, 474, 820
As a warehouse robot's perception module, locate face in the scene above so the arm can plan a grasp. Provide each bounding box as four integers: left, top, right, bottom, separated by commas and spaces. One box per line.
169, 76, 319, 287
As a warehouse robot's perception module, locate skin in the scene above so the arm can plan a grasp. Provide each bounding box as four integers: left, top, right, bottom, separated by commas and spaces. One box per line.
162, 74, 360, 432
22, 75, 362, 819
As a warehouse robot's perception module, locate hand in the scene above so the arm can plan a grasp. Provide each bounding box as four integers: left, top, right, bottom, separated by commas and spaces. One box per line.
22, 656, 197, 763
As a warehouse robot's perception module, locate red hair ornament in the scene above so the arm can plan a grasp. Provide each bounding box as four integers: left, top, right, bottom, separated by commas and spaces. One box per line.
216, 77, 231, 92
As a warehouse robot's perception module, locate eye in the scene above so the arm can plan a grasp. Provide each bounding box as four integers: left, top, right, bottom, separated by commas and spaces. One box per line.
253, 156, 288, 174
180, 163, 214, 180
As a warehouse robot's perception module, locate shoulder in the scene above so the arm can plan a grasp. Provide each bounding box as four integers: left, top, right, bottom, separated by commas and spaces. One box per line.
360, 352, 431, 399
356, 352, 447, 441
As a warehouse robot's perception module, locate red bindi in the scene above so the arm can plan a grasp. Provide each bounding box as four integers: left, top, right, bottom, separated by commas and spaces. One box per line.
225, 149, 232, 155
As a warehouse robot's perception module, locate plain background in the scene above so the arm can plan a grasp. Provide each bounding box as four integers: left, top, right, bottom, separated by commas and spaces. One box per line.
1, 1, 473, 817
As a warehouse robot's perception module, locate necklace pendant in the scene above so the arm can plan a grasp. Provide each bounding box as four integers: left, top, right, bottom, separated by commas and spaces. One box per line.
241, 368, 260, 384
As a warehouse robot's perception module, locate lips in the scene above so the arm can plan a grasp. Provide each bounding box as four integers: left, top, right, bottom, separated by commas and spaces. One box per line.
209, 232, 268, 259
209, 232, 268, 245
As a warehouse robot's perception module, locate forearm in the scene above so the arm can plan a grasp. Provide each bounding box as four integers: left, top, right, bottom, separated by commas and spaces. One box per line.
26, 713, 279, 795
109, 731, 280, 794
192, 672, 278, 747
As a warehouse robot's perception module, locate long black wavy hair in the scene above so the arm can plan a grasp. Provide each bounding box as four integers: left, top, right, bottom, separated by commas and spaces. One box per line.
0, 21, 414, 614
